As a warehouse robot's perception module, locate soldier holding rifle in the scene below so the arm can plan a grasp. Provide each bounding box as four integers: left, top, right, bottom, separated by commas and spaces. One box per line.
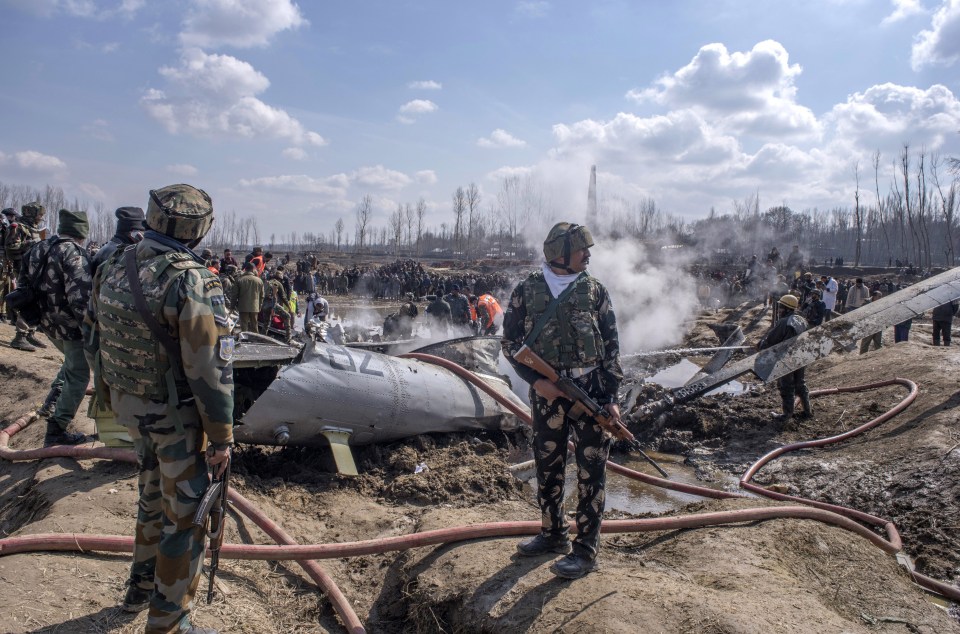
501, 222, 623, 579
86, 184, 233, 634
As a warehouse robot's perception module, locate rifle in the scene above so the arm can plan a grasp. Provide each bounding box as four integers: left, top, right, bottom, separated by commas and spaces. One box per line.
513, 345, 669, 478
192, 457, 231, 604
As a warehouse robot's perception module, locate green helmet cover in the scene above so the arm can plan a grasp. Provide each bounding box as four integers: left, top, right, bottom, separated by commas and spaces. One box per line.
146, 183, 214, 242
543, 222, 594, 264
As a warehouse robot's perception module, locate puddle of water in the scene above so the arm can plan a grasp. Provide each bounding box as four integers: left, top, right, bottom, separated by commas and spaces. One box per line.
519, 450, 742, 516
645, 358, 745, 395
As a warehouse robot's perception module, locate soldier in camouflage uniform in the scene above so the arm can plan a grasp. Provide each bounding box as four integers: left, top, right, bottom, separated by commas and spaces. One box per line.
0, 208, 16, 322
259, 268, 291, 339
6, 202, 49, 351
502, 222, 623, 580
18, 209, 94, 445
86, 184, 232, 634
91, 206, 146, 273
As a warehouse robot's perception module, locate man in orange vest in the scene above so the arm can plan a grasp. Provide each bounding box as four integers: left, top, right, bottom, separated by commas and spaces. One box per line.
476, 293, 504, 335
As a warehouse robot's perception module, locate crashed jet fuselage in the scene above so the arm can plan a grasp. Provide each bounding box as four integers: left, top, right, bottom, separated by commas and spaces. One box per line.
233, 337, 525, 451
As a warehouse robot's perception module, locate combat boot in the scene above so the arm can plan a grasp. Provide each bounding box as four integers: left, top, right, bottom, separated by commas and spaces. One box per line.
121, 583, 152, 613
797, 393, 813, 419
10, 332, 36, 352
516, 532, 572, 556
43, 421, 89, 447
36, 385, 63, 418
25, 331, 47, 349
550, 552, 598, 579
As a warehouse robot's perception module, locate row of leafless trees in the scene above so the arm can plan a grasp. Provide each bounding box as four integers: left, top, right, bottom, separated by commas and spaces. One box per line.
3, 144, 956, 265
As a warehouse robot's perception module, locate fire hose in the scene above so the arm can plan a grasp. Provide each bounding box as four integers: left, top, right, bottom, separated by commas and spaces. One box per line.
0, 364, 957, 634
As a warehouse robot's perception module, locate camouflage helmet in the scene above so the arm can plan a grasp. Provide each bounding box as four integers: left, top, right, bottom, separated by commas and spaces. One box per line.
21, 202, 45, 222
146, 184, 213, 242
543, 222, 594, 264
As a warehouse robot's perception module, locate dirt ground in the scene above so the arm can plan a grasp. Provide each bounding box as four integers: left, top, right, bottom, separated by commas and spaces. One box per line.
1, 295, 959, 633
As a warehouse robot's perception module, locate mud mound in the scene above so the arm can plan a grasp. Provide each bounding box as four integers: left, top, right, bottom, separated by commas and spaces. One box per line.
235, 431, 525, 507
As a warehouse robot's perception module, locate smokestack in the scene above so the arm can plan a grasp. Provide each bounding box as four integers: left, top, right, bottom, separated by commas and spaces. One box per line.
587, 165, 597, 224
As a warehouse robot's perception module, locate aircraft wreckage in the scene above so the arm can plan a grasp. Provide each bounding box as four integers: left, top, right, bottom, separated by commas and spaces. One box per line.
230, 335, 525, 474
95, 266, 960, 474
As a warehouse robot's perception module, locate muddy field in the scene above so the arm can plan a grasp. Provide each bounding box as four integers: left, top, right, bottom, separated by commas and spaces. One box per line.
1, 296, 959, 633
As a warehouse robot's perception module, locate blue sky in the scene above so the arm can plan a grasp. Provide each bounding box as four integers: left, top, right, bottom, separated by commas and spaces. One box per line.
1, 0, 958, 239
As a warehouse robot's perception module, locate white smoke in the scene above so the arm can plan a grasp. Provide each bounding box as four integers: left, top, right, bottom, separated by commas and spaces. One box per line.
587, 238, 699, 354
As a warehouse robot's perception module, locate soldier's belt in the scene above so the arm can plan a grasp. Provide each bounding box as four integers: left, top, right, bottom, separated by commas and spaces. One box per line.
557, 365, 598, 378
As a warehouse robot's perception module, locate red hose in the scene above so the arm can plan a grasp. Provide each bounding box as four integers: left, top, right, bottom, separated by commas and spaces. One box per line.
405, 354, 959, 601
0, 413, 366, 633
0, 506, 895, 558
741, 378, 959, 600
2, 363, 958, 620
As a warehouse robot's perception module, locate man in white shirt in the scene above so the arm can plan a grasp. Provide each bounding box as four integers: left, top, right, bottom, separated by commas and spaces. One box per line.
820, 275, 838, 320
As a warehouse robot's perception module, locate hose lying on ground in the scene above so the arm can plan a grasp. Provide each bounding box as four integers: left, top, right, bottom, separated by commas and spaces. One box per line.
0, 361, 957, 634
0, 411, 366, 634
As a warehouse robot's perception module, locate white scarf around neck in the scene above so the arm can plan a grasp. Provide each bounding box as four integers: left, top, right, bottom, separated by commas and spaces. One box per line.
541, 261, 582, 299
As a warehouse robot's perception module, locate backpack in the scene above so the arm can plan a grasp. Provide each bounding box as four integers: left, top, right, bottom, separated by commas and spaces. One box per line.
4, 223, 33, 261
4, 237, 70, 326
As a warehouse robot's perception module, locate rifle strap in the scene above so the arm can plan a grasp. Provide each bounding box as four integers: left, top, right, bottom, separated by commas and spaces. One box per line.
522, 272, 585, 349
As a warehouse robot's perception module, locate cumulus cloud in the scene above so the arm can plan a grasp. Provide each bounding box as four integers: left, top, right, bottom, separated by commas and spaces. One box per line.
477, 129, 527, 149
408, 80, 442, 90
350, 165, 412, 190
515, 1, 549, 18
282, 147, 308, 160
486, 165, 533, 181
628, 40, 820, 139
882, 0, 924, 25
0, 150, 68, 172
825, 83, 960, 150
552, 110, 740, 166
238, 174, 347, 197
141, 48, 326, 146
415, 170, 438, 185
180, 0, 308, 49
911, 0, 960, 69
397, 99, 439, 124
166, 163, 199, 176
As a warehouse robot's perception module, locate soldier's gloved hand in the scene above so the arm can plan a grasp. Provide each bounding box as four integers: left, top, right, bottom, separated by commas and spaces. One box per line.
207, 445, 231, 478
533, 378, 565, 402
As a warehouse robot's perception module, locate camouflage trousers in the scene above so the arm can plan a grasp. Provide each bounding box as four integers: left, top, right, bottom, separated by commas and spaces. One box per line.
114, 389, 210, 634
530, 373, 612, 560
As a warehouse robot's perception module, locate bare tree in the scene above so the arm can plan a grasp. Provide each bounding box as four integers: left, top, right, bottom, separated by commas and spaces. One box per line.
404, 203, 414, 252
853, 161, 862, 267
416, 197, 426, 258
452, 186, 466, 257
355, 195, 372, 253
465, 182, 481, 260
390, 203, 403, 255
335, 217, 344, 252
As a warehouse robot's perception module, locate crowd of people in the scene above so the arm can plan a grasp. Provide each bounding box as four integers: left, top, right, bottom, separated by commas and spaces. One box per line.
3, 192, 960, 631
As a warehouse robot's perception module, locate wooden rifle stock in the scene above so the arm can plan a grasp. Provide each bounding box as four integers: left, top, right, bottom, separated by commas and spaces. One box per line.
514, 345, 669, 478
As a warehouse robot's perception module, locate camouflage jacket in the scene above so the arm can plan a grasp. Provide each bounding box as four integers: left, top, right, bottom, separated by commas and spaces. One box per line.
17, 236, 91, 341
4, 219, 43, 264
501, 270, 623, 403
85, 237, 234, 445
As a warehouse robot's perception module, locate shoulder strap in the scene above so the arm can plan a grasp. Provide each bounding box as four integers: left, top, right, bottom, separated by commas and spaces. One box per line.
522, 272, 585, 349
124, 247, 187, 383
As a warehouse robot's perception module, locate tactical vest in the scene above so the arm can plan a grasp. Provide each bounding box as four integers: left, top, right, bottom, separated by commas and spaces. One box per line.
4, 221, 41, 261
97, 250, 205, 400
522, 272, 604, 369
